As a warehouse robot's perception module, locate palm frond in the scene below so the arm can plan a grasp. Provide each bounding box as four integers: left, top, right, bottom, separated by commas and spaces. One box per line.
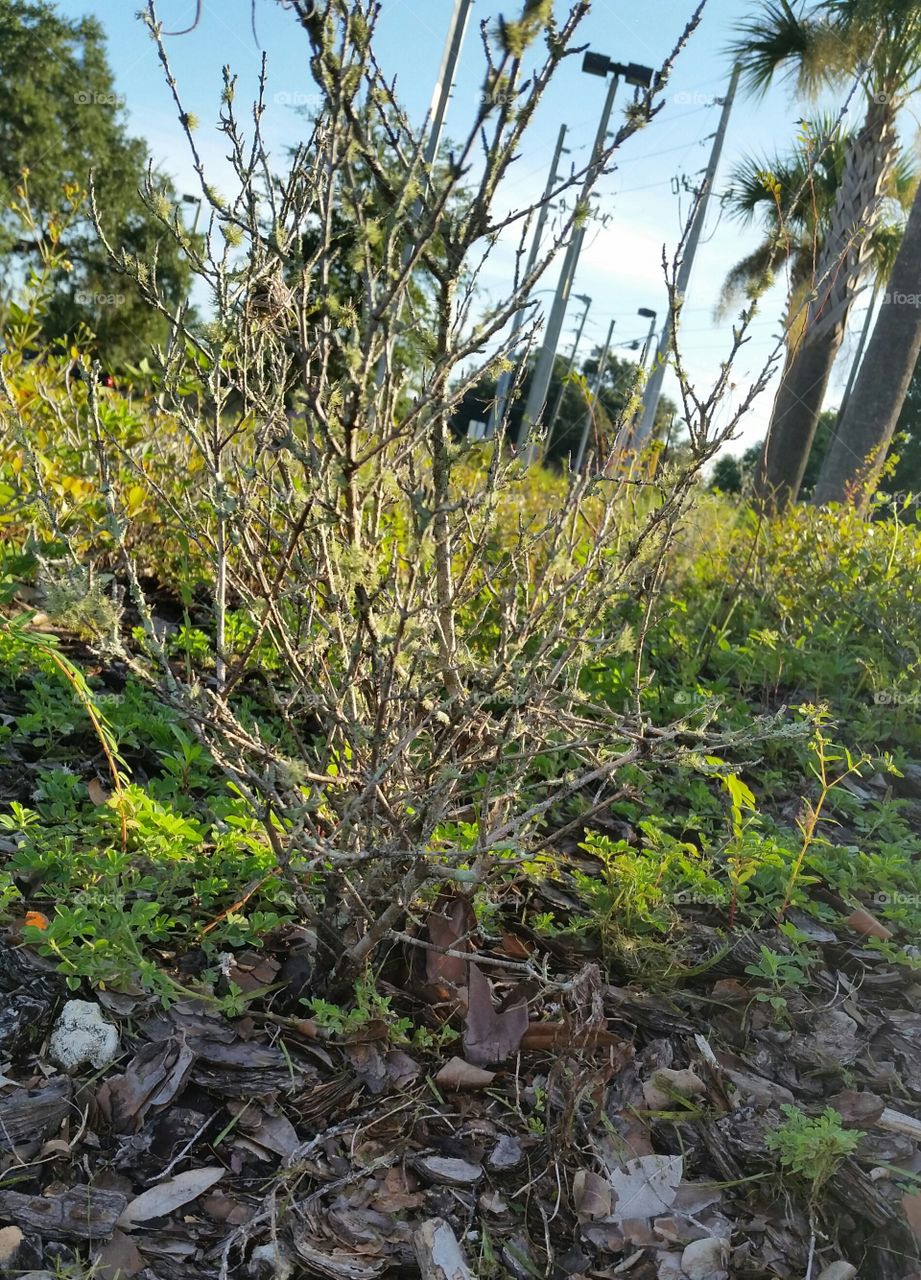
727, 1, 829, 99
715, 242, 779, 317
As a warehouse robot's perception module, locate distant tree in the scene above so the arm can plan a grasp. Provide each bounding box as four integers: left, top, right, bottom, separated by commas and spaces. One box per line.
721, 116, 914, 353
731, 0, 921, 510
815, 176, 921, 506
0, 0, 193, 364
888, 381, 921, 494
710, 453, 745, 494
289, 117, 447, 386
713, 391, 921, 507
453, 345, 679, 468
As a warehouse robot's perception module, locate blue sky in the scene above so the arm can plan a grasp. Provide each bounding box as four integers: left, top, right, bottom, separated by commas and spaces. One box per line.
59, 0, 882, 448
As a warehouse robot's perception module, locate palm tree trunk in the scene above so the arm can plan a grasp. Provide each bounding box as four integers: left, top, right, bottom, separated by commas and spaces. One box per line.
755, 98, 898, 509
814, 179, 921, 509
754, 328, 840, 507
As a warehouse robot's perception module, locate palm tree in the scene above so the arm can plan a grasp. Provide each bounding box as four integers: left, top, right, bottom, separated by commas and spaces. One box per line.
731, 0, 921, 509
813, 179, 921, 506
719, 116, 914, 352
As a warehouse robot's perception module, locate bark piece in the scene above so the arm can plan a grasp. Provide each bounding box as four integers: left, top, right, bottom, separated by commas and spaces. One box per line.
0, 1186, 127, 1240
413, 1218, 474, 1280
414, 1156, 483, 1187
879, 1106, 921, 1141
0, 994, 54, 1057
97, 1038, 196, 1133
0, 1077, 72, 1151
293, 1237, 387, 1278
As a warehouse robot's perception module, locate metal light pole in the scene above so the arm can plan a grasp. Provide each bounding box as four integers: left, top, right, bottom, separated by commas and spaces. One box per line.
545, 293, 592, 447
182, 193, 202, 236
518, 52, 655, 458
633, 63, 741, 449
423, 0, 474, 173
375, 0, 474, 389
488, 123, 570, 437
637, 307, 657, 367
573, 317, 616, 474
612, 308, 660, 453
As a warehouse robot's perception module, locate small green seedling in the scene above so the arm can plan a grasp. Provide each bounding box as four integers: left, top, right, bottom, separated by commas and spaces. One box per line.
766, 1105, 860, 1200
744, 945, 811, 1019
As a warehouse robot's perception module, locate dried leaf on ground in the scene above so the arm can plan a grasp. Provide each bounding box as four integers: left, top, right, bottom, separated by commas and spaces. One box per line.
609, 1154, 684, 1221
93, 1228, 145, 1280
845, 906, 893, 941
425, 894, 476, 986
118, 1166, 225, 1229
435, 1056, 495, 1089
463, 963, 529, 1065
87, 777, 110, 805
573, 1169, 613, 1221
903, 1191, 921, 1245
415, 1155, 484, 1186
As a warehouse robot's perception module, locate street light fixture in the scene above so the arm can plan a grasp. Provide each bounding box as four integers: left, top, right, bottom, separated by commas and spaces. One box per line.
637, 307, 657, 367
582, 53, 655, 88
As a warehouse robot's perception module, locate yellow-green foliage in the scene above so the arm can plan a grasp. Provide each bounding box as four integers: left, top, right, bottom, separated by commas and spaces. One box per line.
497, 0, 554, 57
665, 494, 921, 734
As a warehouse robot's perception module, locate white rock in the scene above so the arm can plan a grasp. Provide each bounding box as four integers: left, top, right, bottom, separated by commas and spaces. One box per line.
48, 1000, 119, 1071
0, 1226, 24, 1268
249, 1243, 294, 1280
816, 1265, 858, 1280
681, 1236, 728, 1279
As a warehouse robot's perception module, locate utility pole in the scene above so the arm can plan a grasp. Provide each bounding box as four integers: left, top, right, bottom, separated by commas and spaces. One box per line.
423, 0, 474, 173
573, 317, 615, 474
375, 0, 473, 390
835, 280, 881, 431
488, 123, 570, 437
545, 293, 592, 448
518, 52, 655, 459
633, 64, 741, 449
